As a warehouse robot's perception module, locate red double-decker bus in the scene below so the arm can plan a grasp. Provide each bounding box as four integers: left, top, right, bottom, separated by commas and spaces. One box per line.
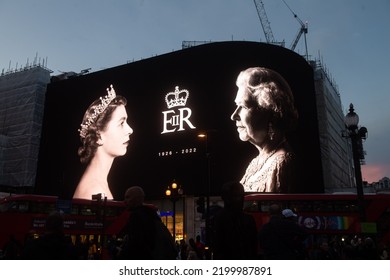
244, 192, 390, 258
0, 194, 129, 259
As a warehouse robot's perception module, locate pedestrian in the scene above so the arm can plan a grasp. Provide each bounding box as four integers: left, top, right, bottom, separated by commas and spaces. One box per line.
179, 239, 188, 260
358, 237, 379, 260
117, 186, 177, 259
187, 238, 200, 260
212, 181, 258, 259
258, 204, 307, 259
195, 235, 205, 259
282, 208, 298, 222
2, 234, 22, 259
23, 211, 73, 259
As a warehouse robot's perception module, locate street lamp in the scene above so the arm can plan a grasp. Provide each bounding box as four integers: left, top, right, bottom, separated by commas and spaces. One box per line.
197, 130, 215, 252
165, 181, 184, 241
343, 103, 368, 222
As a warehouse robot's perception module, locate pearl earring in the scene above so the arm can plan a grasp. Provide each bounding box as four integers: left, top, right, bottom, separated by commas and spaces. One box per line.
268, 123, 275, 141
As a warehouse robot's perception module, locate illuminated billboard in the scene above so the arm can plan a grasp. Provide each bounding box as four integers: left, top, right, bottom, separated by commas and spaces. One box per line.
36, 41, 323, 199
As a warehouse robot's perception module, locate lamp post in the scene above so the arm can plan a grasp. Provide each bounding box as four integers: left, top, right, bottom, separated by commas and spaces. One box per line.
165, 181, 184, 241
197, 131, 212, 251
344, 103, 368, 222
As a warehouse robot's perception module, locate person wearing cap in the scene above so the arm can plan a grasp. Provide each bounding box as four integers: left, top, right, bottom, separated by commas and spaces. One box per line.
282, 208, 296, 218
282, 208, 298, 223
258, 204, 307, 259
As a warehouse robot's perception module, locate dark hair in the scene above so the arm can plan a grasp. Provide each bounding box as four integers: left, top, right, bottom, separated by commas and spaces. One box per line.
221, 181, 245, 211
269, 204, 281, 216
236, 67, 298, 132
78, 95, 127, 164
221, 181, 245, 201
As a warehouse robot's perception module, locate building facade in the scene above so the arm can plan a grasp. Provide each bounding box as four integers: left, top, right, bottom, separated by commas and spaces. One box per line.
310, 59, 355, 192
0, 65, 51, 192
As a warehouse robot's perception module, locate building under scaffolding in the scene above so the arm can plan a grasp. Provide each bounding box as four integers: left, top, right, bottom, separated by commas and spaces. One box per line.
310, 58, 355, 191
0, 65, 51, 192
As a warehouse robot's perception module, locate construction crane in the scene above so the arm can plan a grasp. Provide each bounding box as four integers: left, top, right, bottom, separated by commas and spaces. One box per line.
253, 0, 276, 44
282, 0, 308, 59
290, 15, 308, 52
253, 0, 308, 59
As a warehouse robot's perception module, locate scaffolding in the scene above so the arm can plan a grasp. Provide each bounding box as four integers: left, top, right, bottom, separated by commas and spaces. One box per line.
0, 65, 51, 189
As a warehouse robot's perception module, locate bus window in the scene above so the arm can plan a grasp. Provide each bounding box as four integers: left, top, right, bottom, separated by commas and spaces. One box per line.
260, 202, 270, 213
0, 201, 17, 212
312, 201, 334, 212
260, 201, 281, 213
80, 205, 97, 216
30, 201, 56, 214
244, 201, 259, 212
288, 202, 308, 213
70, 205, 80, 215
0, 202, 7, 213
5, 200, 30, 213
105, 206, 120, 217
292, 202, 312, 212
333, 201, 358, 212
18, 201, 29, 213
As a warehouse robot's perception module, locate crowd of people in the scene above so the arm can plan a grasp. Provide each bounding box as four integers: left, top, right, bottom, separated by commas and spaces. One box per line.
1, 213, 99, 260
2, 182, 388, 260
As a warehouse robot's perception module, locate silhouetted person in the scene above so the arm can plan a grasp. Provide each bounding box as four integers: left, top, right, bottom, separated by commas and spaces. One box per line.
179, 239, 188, 260
187, 238, 200, 260
212, 181, 258, 259
282, 208, 298, 223
358, 237, 379, 260
258, 204, 307, 259
24, 211, 73, 259
118, 186, 177, 259
2, 234, 22, 259
195, 235, 205, 259
316, 241, 339, 260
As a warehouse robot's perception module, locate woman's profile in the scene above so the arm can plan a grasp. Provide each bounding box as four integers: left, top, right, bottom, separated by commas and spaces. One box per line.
231, 67, 298, 193
73, 84, 133, 200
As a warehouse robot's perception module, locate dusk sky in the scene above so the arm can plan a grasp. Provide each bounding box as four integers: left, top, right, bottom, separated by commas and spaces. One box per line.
1, 0, 389, 183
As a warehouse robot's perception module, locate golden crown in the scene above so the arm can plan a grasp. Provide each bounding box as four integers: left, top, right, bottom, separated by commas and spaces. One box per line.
165, 86, 189, 109
79, 84, 116, 138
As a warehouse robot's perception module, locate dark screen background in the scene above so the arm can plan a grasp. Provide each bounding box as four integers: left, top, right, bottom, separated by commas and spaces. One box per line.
35, 41, 323, 200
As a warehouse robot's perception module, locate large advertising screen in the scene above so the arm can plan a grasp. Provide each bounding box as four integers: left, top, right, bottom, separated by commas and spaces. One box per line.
36, 41, 323, 200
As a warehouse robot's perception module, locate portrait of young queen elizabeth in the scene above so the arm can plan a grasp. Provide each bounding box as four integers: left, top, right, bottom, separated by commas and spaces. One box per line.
73, 85, 133, 200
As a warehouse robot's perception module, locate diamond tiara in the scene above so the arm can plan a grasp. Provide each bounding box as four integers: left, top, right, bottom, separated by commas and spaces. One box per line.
78, 84, 116, 139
